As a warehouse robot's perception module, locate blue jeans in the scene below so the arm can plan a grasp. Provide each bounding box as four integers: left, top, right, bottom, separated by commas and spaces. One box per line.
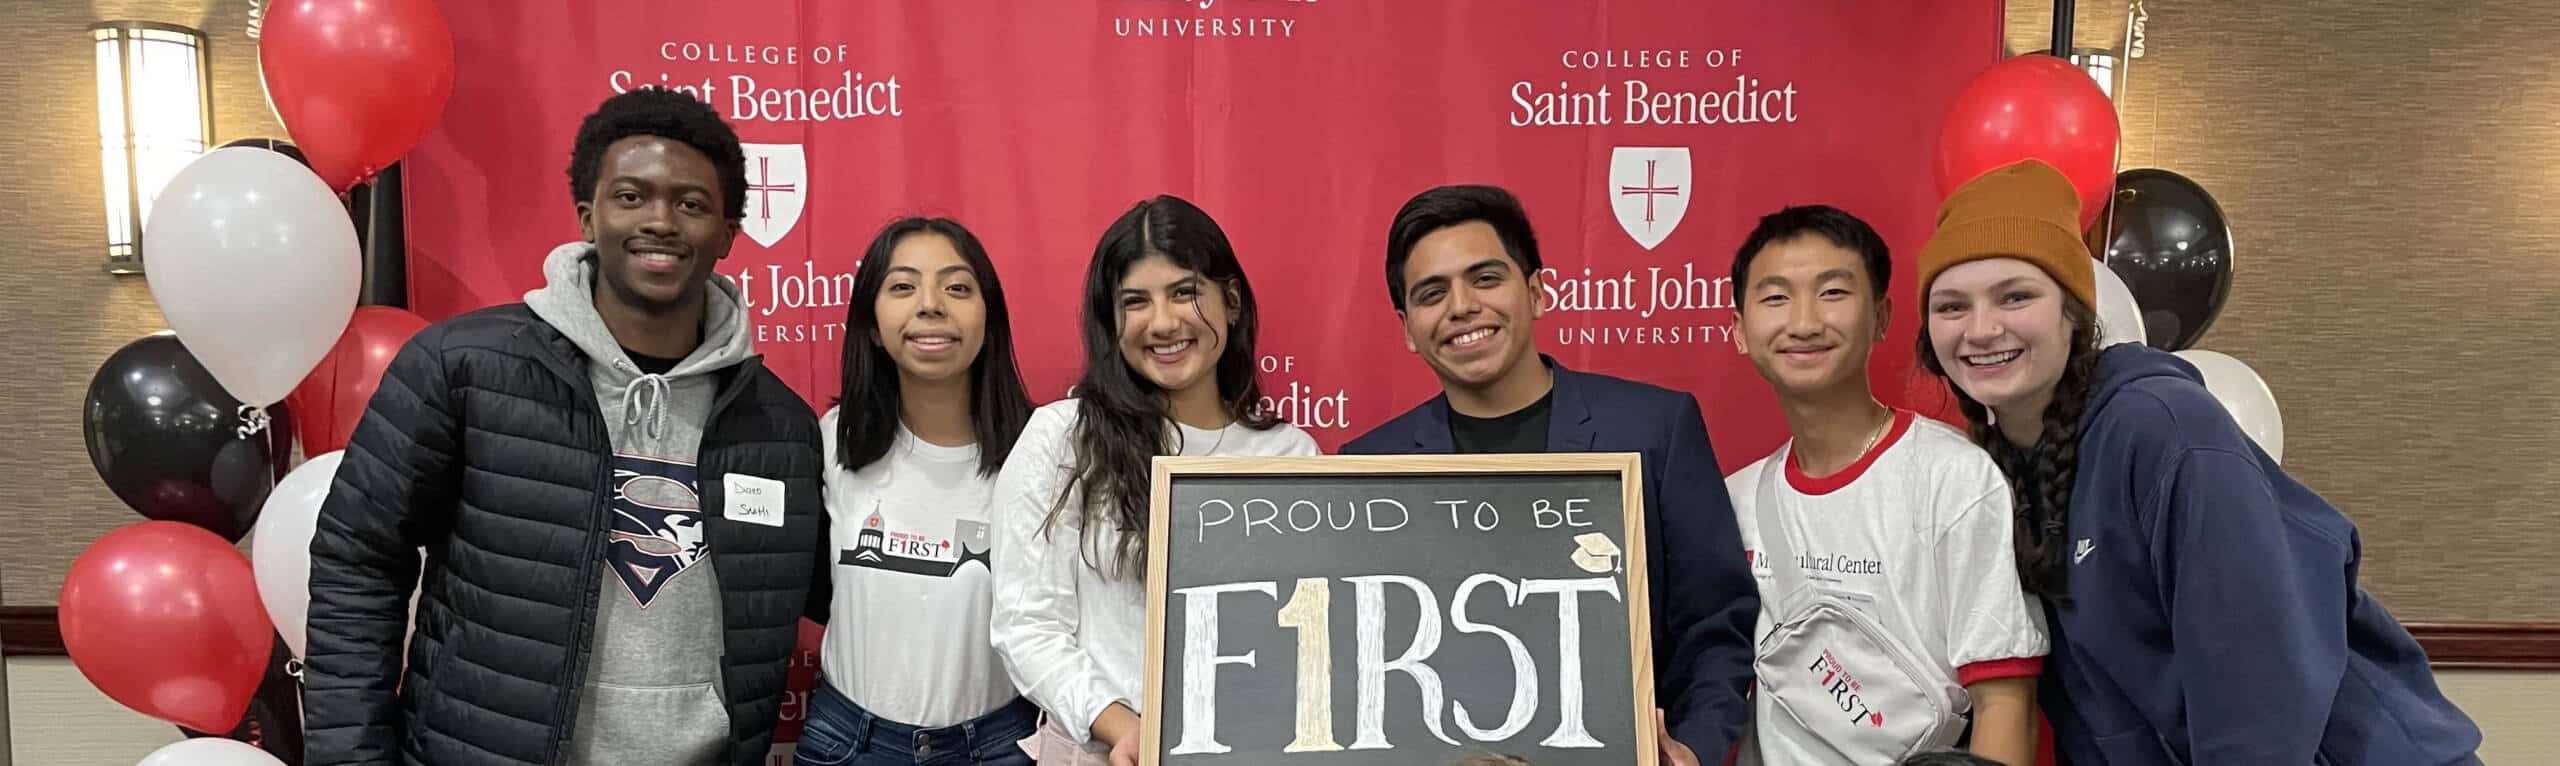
794, 679, 1039, 766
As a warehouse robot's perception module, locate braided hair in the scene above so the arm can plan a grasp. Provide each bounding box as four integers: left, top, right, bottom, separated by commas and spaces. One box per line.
1916, 294, 2102, 601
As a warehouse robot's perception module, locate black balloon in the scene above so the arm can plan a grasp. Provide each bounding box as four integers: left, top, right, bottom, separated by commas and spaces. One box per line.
83, 333, 288, 541
2096, 168, 2235, 351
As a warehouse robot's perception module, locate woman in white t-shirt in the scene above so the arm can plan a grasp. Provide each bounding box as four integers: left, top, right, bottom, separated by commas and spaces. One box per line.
990, 195, 1320, 766
803, 217, 1041, 766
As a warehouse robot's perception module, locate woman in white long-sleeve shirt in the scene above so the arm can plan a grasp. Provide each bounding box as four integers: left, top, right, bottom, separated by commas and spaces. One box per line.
990, 195, 1320, 766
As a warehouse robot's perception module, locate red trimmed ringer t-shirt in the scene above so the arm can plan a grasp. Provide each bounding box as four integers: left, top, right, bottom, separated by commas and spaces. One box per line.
1727, 409, 2050, 764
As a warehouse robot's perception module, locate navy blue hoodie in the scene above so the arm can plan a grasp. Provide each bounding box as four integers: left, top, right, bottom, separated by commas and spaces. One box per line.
2038, 344, 2480, 765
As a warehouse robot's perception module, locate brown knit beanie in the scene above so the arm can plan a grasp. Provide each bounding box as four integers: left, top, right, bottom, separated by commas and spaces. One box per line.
1916, 159, 2096, 308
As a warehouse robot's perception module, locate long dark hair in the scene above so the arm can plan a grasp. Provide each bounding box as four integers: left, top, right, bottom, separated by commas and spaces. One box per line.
1916, 292, 2102, 600
833, 217, 1035, 477
1046, 195, 1280, 580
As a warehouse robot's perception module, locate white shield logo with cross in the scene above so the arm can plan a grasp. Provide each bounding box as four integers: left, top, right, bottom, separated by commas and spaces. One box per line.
1608, 146, 1691, 251
738, 143, 806, 249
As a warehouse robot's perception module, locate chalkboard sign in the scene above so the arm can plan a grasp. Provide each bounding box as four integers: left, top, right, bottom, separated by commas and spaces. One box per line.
1141, 454, 1656, 766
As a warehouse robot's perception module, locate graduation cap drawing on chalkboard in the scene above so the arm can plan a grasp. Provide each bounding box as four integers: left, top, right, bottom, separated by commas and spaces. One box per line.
1570, 532, 1623, 574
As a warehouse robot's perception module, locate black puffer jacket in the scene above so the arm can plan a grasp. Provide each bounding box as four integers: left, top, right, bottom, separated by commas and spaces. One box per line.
303, 304, 827, 765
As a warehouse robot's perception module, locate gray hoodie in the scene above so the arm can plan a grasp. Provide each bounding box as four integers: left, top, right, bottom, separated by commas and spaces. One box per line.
524, 242, 756, 765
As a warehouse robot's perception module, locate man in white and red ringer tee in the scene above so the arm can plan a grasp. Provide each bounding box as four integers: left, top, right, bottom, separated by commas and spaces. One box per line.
1722, 205, 2047, 766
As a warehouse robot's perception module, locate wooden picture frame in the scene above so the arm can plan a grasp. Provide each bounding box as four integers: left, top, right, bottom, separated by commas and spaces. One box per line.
1138, 453, 1657, 766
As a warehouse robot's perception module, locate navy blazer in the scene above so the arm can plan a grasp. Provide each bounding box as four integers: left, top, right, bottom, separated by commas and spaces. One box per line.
1341, 356, 1759, 759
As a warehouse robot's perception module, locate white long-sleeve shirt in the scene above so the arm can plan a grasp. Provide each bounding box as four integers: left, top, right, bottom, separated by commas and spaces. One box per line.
989, 399, 1319, 744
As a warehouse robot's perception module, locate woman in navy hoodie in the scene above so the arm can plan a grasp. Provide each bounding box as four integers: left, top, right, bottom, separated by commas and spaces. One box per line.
1909, 159, 2481, 766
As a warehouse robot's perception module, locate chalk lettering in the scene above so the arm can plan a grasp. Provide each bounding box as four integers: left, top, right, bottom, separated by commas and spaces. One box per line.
1347, 575, 1459, 749
1170, 581, 1277, 755
1245, 498, 1284, 537
1276, 578, 1343, 752
1450, 574, 1538, 741
1523, 577, 1621, 748
1288, 500, 1323, 533
1532, 498, 1596, 529
1367, 499, 1410, 532
1195, 499, 1237, 543
1168, 573, 1624, 752
1533, 499, 1563, 529
1326, 498, 1356, 531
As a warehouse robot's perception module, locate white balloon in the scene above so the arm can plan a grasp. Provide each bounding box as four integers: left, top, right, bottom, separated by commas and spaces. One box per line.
251, 451, 340, 658
2094, 263, 2149, 348
143, 146, 360, 406
2174, 349, 2285, 464
136, 737, 285, 766
250, 451, 421, 658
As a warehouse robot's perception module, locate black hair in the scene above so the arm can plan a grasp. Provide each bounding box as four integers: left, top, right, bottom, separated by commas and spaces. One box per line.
1047, 195, 1281, 580
566, 88, 748, 221
1384, 185, 1543, 311
1916, 290, 2102, 601
1898, 752, 2006, 766
833, 217, 1035, 477
1729, 204, 1892, 303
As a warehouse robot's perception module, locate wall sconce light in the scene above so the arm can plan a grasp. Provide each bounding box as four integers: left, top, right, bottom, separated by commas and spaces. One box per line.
2069, 47, 2122, 101
93, 21, 212, 275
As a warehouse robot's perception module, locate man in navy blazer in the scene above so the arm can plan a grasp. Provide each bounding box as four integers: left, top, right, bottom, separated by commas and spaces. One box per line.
1341, 185, 1758, 765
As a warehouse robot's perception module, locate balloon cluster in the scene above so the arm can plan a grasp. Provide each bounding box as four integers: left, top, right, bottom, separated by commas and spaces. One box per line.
1934, 53, 2280, 463
63, 2, 453, 761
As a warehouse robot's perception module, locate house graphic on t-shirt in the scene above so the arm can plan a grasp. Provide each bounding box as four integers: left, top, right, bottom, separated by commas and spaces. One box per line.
838, 509, 990, 578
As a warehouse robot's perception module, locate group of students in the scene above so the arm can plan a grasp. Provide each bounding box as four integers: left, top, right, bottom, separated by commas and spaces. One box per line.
299, 88, 2485, 766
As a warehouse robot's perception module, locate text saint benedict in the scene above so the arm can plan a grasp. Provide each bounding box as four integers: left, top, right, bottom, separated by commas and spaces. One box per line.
1510, 75, 1798, 127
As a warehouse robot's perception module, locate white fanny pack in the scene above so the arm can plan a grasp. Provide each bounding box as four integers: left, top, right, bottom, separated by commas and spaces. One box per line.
1749, 461, 1966, 764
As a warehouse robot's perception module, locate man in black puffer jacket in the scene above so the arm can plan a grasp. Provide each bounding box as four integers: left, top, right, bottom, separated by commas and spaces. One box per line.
304, 88, 829, 765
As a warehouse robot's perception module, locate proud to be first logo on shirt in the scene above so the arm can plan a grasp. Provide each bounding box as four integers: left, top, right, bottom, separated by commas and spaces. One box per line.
840, 508, 991, 578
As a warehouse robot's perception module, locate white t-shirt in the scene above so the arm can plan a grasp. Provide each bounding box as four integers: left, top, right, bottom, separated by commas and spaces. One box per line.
1729, 409, 2048, 765
989, 398, 1320, 746
817, 407, 1018, 727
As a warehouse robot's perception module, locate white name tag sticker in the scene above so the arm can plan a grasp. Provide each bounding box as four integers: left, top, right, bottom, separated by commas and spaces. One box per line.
723, 473, 786, 527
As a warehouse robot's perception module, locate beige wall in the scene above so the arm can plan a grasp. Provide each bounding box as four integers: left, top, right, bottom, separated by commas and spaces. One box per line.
0, 0, 278, 757
0, 0, 281, 605
2004, 0, 2560, 620
6, 658, 183, 764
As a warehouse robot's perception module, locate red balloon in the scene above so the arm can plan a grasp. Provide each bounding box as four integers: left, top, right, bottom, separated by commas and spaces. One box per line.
1934, 54, 2120, 230
285, 306, 431, 455
59, 521, 274, 732
257, 0, 455, 192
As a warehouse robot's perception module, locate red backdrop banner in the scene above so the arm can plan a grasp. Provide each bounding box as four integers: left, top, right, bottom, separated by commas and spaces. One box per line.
409, 0, 2001, 465
405, 3, 2001, 756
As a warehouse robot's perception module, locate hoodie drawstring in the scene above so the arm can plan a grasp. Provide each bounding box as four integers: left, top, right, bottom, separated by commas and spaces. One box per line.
623, 368, 671, 440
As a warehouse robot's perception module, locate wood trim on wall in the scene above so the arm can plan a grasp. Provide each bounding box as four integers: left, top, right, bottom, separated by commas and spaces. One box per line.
2405, 622, 2560, 671
8, 607, 2559, 670
0, 606, 65, 657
